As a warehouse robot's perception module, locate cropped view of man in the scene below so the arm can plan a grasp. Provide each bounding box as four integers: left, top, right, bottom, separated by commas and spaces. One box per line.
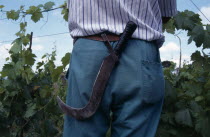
61, 0, 177, 137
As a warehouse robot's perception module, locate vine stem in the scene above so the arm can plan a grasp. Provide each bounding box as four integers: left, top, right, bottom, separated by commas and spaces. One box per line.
28, 32, 33, 52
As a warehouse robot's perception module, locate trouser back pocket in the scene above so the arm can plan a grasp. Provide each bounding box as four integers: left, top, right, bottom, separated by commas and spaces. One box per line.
140, 60, 165, 104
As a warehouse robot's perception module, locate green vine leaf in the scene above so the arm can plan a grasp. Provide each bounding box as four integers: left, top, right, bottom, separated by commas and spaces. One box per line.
61, 8, 68, 22
191, 51, 204, 70
9, 38, 22, 54
22, 50, 36, 66
43, 2, 55, 10
163, 19, 176, 34
21, 35, 30, 46
31, 11, 43, 23
6, 10, 20, 20
175, 109, 193, 127
61, 53, 70, 69
24, 103, 36, 118
26, 6, 38, 14
195, 96, 204, 102
5, 57, 10, 61
52, 66, 63, 82
20, 22, 27, 31
174, 11, 194, 30
0, 5, 4, 9
189, 26, 205, 47
26, 6, 43, 23
1, 64, 15, 79
21, 66, 34, 84
36, 61, 44, 70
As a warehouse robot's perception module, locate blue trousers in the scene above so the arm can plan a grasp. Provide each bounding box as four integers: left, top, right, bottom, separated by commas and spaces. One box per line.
63, 38, 165, 137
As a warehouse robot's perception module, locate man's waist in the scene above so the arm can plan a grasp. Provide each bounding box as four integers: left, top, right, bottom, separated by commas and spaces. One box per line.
72, 31, 164, 48
73, 32, 121, 43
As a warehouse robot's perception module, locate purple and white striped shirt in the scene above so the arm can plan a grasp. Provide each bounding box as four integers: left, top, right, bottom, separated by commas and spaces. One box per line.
67, 0, 177, 48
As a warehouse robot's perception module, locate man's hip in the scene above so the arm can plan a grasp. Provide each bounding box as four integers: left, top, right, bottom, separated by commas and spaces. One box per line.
63, 38, 165, 137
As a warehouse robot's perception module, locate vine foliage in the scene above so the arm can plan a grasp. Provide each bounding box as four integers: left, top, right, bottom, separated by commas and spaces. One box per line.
158, 10, 210, 137
0, 2, 69, 137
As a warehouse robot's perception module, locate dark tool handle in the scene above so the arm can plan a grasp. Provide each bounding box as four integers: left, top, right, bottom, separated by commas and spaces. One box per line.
114, 21, 137, 56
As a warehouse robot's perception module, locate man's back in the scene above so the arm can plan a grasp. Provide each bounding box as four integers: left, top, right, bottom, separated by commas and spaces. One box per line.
67, 0, 177, 48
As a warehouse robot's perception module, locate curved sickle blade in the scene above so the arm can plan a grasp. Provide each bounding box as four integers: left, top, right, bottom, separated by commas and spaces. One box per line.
57, 53, 118, 120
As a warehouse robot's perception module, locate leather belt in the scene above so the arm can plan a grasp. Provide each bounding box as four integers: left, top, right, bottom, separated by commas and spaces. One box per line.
73, 32, 121, 44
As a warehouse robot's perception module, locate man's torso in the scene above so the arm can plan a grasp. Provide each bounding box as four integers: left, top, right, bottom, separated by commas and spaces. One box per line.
67, 0, 177, 48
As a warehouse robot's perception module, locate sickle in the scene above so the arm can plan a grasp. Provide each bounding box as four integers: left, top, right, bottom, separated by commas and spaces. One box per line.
57, 21, 137, 120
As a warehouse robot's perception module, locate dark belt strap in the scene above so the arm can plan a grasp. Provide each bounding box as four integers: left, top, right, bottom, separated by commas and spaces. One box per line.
73, 32, 121, 44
